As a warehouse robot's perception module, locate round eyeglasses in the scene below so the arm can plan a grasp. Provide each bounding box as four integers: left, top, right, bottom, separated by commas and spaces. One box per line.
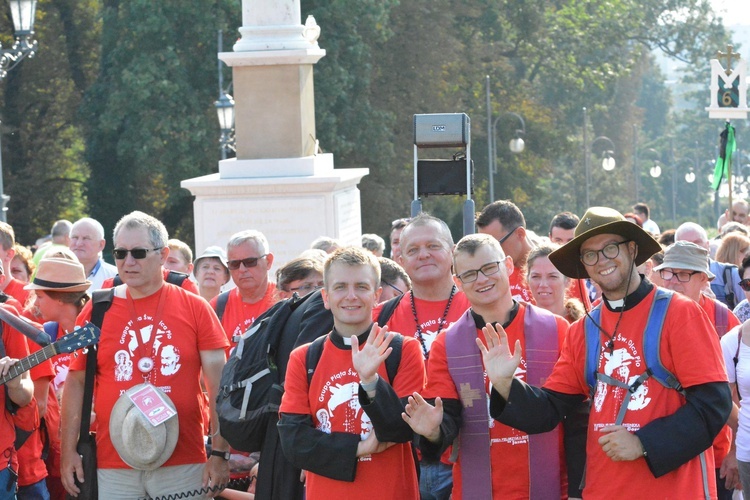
579, 240, 631, 266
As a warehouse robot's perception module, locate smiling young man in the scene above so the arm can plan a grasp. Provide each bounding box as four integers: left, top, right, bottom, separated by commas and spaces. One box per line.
278, 247, 425, 499
482, 207, 732, 499
401, 234, 582, 499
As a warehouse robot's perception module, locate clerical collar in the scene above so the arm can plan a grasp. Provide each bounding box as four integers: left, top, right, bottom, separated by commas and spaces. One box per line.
602, 275, 653, 312
471, 300, 519, 330
330, 325, 373, 350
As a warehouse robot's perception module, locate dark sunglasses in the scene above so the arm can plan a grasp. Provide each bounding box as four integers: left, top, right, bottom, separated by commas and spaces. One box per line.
740, 278, 750, 292
227, 254, 268, 271
113, 247, 162, 260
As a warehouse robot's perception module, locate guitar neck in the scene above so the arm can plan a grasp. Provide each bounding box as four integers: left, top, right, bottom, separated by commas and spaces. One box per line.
0, 343, 59, 386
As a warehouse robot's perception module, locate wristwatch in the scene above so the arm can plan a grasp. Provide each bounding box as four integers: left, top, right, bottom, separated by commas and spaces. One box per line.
210, 450, 231, 461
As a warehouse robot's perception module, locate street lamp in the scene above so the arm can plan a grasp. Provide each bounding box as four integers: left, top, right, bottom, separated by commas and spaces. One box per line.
215, 30, 235, 160
0, 0, 38, 223
0, 0, 37, 79
488, 112, 525, 202
582, 108, 617, 206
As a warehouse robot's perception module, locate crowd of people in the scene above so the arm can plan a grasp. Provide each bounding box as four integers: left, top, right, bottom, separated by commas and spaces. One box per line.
0, 198, 747, 499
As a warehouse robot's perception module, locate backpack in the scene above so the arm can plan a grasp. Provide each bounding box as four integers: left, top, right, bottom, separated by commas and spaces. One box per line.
217, 292, 315, 452
710, 263, 737, 310
214, 290, 230, 322
584, 289, 682, 423
216, 292, 404, 452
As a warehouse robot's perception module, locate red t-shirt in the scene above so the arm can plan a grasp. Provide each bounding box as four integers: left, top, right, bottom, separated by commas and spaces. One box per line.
0, 321, 31, 471
544, 289, 728, 498
567, 279, 591, 309
70, 283, 229, 469
210, 284, 278, 348
280, 334, 425, 499
424, 303, 569, 499
509, 266, 534, 304
4, 278, 31, 310
699, 294, 740, 467
372, 291, 471, 358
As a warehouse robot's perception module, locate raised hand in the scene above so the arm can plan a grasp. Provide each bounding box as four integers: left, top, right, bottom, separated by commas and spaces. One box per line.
401, 392, 443, 443
476, 323, 522, 399
351, 323, 393, 385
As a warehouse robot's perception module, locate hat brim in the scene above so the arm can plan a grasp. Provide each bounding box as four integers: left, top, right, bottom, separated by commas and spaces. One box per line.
24, 282, 91, 292
549, 220, 662, 279
109, 383, 179, 471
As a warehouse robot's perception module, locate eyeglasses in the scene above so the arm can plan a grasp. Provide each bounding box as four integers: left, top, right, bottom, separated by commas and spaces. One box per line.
289, 282, 324, 294
741, 278, 750, 292
227, 255, 268, 271
497, 226, 519, 245
381, 280, 405, 295
659, 269, 700, 282
580, 240, 631, 266
456, 261, 502, 284
112, 247, 162, 260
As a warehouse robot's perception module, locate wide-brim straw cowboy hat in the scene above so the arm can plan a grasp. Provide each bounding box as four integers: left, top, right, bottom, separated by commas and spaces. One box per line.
549, 207, 662, 279
24, 257, 91, 292
109, 383, 179, 471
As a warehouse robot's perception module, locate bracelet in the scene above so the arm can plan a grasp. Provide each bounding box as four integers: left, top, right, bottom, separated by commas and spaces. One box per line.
360, 374, 379, 392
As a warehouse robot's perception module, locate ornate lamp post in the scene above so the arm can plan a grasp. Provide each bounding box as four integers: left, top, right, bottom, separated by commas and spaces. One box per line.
582, 108, 616, 207
214, 30, 235, 160
488, 112, 525, 202
0, 0, 38, 222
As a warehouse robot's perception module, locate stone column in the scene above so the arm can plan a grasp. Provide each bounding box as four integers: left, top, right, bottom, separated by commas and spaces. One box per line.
182, 0, 368, 270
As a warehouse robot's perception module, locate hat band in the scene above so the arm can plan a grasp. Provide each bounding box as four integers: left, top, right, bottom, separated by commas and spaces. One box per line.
32, 277, 86, 289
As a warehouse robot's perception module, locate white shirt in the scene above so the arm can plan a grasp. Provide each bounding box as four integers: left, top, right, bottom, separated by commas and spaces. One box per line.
642, 218, 660, 235
87, 258, 118, 291
721, 326, 750, 461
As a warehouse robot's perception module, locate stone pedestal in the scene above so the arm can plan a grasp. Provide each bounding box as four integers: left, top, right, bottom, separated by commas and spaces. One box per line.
181, 162, 368, 270
180, 2, 369, 272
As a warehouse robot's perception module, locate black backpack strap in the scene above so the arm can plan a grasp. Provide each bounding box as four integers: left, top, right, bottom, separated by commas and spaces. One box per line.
384, 334, 403, 384
724, 264, 737, 309
735, 327, 744, 401
80, 289, 115, 434
377, 294, 404, 326
112, 275, 123, 286
305, 334, 329, 385
165, 270, 189, 286
214, 291, 231, 322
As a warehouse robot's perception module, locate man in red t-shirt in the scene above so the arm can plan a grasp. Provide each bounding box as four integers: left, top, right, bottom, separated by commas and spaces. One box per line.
655, 240, 741, 499
482, 207, 732, 499
476, 200, 535, 303
372, 214, 470, 499
279, 247, 424, 500
211, 230, 277, 348
402, 234, 583, 499
60, 211, 230, 499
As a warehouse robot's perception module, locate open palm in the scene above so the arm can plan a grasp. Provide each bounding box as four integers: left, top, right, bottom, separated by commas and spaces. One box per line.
401, 392, 443, 443
476, 323, 521, 397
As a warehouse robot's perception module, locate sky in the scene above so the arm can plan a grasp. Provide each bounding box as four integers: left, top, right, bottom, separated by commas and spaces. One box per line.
711, 0, 750, 27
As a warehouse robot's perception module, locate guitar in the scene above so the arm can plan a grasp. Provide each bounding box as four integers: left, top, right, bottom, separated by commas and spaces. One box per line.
0, 322, 100, 386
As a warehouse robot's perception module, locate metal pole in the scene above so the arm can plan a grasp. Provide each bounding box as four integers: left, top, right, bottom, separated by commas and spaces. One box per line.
486, 76, 494, 203
0, 120, 6, 222
583, 107, 590, 208
728, 121, 733, 219
633, 124, 639, 202
670, 138, 676, 227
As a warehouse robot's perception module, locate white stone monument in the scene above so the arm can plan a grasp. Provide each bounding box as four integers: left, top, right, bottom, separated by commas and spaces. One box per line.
181, 0, 368, 271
